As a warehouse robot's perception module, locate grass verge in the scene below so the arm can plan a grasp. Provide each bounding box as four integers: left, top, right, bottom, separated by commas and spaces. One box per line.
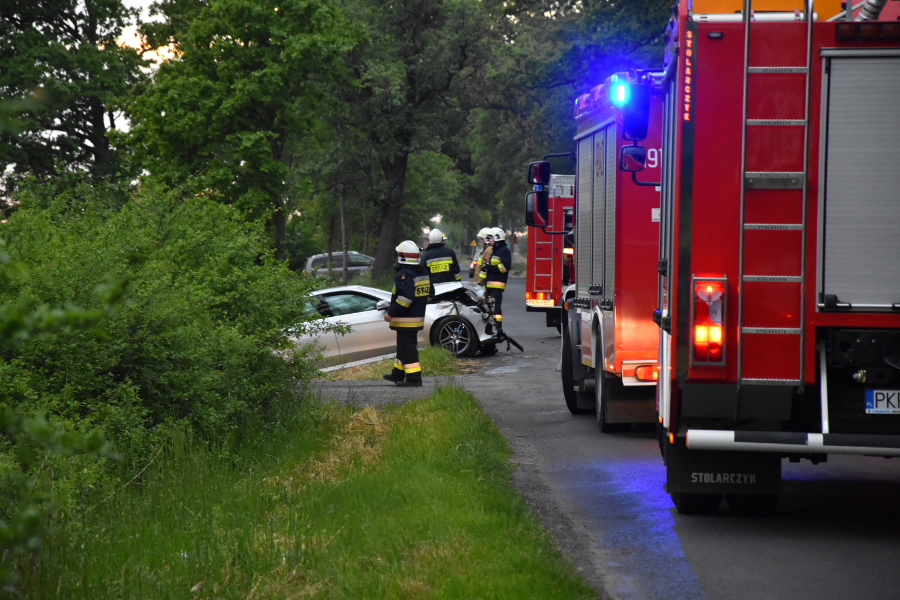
325, 345, 459, 381
17, 385, 593, 599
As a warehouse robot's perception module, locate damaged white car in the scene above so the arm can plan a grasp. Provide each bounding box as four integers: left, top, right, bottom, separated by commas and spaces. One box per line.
290, 281, 503, 365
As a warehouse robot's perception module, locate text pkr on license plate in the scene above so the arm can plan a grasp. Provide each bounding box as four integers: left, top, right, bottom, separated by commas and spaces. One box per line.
865, 390, 900, 414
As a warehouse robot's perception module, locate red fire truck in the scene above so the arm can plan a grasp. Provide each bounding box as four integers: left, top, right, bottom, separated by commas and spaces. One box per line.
527, 71, 664, 425
525, 174, 575, 331
612, 0, 900, 513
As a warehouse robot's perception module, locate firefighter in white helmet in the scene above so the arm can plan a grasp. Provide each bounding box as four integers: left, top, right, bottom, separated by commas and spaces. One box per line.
473, 227, 494, 286
421, 228, 461, 285
383, 240, 432, 387
485, 227, 512, 332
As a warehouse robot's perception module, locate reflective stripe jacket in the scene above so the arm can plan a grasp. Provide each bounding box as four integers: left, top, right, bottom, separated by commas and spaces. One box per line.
474, 245, 492, 285
421, 243, 461, 284
485, 241, 511, 290
389, 264, 431, 331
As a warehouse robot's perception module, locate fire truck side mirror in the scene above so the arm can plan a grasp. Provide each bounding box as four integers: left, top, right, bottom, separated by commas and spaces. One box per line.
525, 190, 549, 228
622, 83, 650, 142
527, 161, 551, 186
620, 145, 646, 172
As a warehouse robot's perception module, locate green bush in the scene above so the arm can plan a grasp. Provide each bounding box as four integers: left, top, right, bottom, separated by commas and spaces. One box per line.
0, 178, 322, 585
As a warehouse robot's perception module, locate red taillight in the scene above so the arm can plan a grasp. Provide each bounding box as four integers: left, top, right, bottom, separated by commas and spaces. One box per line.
634, 365, 658, 382
691, 277, 726, 366
537, 292, 546, 300
526, 292, 533, 300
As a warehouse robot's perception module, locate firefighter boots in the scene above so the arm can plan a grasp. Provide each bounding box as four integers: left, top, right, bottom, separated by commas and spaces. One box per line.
396, 373, 423, 387
383, 368, 405, 383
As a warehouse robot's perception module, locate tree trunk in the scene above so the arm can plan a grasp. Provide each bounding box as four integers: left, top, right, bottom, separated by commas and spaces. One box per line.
85, 7, 114, 178
371, 152, 409, 279
339, 183, 349, 285
326, 213, 336, 278
274, 197, 286, 261
362, 193, 369, 256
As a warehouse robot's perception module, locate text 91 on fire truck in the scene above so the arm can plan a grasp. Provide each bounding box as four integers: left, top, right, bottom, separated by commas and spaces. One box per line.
535, 0, 900, 514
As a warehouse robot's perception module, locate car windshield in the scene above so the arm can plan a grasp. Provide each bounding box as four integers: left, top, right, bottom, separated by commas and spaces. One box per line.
321, 292, 380, 316
312, 255, 343, 268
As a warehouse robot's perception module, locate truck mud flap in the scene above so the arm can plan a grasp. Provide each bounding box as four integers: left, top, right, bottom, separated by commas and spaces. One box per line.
606, 387, 657, 424
664, 435, 781, 495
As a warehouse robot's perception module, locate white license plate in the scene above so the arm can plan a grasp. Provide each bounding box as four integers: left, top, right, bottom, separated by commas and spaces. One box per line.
865, 390, 900, 414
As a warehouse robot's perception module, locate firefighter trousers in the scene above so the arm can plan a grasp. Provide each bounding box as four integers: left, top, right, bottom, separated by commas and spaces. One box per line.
487, 288, 504, 326
393, 329, 421, 382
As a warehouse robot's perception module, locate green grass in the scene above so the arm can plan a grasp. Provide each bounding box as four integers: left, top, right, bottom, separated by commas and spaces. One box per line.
16, 385, 593, 599
326, 345, 459, 381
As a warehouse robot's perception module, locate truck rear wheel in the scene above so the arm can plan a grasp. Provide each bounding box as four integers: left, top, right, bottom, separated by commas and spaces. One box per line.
672, 493, 723, 515
562, 323, 591, 415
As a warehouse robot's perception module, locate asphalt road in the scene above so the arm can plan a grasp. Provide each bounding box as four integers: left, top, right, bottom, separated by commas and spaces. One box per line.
318, 277, 900, 600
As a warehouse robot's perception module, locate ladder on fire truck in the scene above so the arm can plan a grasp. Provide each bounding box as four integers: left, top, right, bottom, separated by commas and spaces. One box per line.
736, 0, 815, 389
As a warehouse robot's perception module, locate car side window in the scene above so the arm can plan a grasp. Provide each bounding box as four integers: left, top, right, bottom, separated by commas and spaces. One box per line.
300, 298, 322, 317
349, 255, 372, 267
322, 293, 380, 316
315, 255, 344, 269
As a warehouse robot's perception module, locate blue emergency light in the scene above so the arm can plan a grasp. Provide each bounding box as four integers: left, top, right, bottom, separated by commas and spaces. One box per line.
610, 75, 630, 107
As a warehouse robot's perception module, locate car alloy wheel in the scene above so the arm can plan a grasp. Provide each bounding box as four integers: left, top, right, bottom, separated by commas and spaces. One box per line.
432, 316, 477, 357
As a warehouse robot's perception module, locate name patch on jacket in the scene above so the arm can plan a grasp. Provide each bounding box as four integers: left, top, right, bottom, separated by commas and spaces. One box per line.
414, 276, 431, 297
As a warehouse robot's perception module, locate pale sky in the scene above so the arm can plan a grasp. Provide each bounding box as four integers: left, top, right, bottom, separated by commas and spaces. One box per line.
119, 0, 162, 54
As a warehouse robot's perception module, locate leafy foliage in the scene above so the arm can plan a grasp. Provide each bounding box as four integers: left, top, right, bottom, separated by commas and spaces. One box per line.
0, 0, 146, 193
127, 0, 361, 258
0, 177, 323, 591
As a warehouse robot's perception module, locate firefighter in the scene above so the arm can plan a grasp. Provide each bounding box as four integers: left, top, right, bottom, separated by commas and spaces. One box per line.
473, 227, 494, 286
421, 228, 461, 285
485, 226, 512, 332
383, 240, 432, 387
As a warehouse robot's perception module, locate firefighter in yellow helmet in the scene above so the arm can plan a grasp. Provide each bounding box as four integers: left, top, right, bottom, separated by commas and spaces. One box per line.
383, 240, 432, 387
485, 227, 511, 332
473, 227, 494, 287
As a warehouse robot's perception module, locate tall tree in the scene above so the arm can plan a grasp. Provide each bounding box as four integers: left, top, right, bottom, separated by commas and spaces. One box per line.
462, 0, 670, 230
0, 0, 145, 193
338, 0, 505, 278
127, 0, 359, 259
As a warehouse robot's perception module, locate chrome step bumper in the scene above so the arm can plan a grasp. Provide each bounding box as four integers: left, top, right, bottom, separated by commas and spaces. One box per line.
687, 429, 900, 457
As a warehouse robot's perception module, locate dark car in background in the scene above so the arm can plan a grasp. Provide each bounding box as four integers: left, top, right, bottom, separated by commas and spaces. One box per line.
303, 251, 374, 279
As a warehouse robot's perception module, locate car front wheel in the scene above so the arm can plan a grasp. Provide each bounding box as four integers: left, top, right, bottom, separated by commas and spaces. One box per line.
431, 316, 478, 357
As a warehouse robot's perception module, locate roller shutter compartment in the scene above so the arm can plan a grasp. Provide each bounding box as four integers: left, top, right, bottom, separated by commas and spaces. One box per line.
576, 136, 593, 300
819, 55, 900, 309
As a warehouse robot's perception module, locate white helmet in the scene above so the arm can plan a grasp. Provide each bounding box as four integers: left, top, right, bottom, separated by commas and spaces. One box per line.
396, 240, 421, 265
491, 227, 506, 242
477, 227, 493, 242
428, 228, 446, 245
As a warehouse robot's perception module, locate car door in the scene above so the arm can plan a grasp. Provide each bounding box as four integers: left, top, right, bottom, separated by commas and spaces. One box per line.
320, 291, 394, 362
